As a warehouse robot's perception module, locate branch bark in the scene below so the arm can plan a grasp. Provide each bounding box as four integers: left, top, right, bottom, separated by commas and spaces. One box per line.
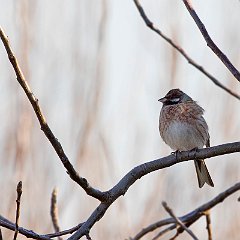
182, 0, 240, 82
133, 0, 240, 100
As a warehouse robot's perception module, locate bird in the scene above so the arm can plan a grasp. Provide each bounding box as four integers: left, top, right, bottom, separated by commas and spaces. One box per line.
158, 88, 214, 188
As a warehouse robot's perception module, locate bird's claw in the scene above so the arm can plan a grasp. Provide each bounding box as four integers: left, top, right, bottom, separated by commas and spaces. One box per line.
188, 147, 199, 159
172, 150, 180, 160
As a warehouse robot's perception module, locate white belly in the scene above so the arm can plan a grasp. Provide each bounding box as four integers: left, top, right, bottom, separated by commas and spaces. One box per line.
163, 121, 205, 151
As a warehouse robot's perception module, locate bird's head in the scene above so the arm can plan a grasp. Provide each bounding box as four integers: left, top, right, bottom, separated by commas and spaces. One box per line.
158, 89, 192, 106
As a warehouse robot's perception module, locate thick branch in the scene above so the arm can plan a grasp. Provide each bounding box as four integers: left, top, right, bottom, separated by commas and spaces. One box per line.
131, 182, 240, 239
182, 0, 240, 82
68, 142, 240, 239
0, 26, 106, 202
133, 0, 240, 100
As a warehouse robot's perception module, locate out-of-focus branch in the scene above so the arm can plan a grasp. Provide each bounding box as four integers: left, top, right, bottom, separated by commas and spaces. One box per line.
13, 181, 22, 240
205, 211, 212, 240
162, 201, 198, 240
50, 188, 63, 240
131, 182, 240, 240
133, 0, 240, 100
182, 0, 240, 82
0, 26, 107, 202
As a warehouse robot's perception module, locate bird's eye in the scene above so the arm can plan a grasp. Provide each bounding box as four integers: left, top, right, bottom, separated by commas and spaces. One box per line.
170, 97, 180, 103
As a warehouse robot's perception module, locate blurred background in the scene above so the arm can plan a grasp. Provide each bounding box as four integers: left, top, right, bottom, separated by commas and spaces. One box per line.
0, 0, 239, 239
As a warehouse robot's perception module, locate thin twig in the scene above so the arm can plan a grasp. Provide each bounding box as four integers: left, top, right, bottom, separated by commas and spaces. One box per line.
0, 215, 83, 239
205, 211, 212, 240
0, 227, 2, 240
182, 0, 240, 82
131, 182, 240, 240
162, 202, 198, 240
13, 181, 22, 240
0, 26, 107, 202
151, 224, 176, 240
50, 188, 63, 240
133, 0, 240, 100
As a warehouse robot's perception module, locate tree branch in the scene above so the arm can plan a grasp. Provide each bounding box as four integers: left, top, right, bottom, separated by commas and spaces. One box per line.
131, 182, 240, 239
162, 201, 198, 240
0, 26, 107, 202
205, 211, 212, 240
13, 181, 22, 240
0, 215, 83, 239
50, 188, 63, 240
133, 0, 240, 100
68, 142, 240, 239
0, 228, 2, 240
182, 0, 240, 82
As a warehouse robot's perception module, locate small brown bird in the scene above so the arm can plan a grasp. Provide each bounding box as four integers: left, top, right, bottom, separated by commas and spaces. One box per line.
158, 89, 214, 188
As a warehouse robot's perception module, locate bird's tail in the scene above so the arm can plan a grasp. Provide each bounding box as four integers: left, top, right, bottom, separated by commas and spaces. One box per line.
194, 160, 214, 188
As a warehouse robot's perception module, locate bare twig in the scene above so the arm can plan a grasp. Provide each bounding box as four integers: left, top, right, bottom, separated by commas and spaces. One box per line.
152, 225, 176, 240
131, 182, 240, 240
0, 227, 2, 240
182, 0, 240, 82
205, 211, 212, 240
0, 215, 83, 239
133, 0, 240, 100
50, 188, 63, 240
0, 26, 107, 202
162, 201, 198, 240
13, 181, 22, 240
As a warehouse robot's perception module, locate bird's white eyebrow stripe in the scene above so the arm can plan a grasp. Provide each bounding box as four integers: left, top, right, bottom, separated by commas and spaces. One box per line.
170, 97, 180, 102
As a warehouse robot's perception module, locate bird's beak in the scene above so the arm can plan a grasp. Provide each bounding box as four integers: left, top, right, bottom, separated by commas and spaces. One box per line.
158, 97, 166, 103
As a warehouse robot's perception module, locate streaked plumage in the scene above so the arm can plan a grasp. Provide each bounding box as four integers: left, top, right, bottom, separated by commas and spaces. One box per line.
159, 89, 214, 188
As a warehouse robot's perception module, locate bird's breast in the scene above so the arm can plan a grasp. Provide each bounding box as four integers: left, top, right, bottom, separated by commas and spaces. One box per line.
161, 120, 205, 151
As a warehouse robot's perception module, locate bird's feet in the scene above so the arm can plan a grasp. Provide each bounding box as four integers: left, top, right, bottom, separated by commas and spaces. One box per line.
171, 150, 180, 160
188, 147, 199, 159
